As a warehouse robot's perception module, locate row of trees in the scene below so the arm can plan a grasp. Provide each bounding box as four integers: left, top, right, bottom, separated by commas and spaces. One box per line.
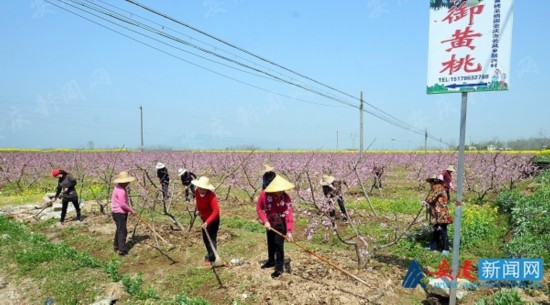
0, 150, 539, 267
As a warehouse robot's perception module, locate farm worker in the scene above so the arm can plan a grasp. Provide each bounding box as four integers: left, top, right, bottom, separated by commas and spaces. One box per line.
370, 165, 384, 193
422, 174, 453, 255
320, 174, 349, 222
111, 171, 137, 256
192, 176, 220, 267
256, 175, 295, 278
261, 164, 276, 190
440, 165, 456, 202
178, 168, 197, 202
51, 169, 81, 225
156, 162, 170, 199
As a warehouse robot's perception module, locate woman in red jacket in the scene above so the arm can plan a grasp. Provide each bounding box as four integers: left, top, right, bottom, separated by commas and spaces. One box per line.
256, 175, 295, 278
192, 176, 220, 267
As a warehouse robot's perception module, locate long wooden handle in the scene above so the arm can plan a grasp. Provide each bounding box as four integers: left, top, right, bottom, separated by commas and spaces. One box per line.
203, 226, 222, 262
270, 228, 369, 286
134, 213, 169, 245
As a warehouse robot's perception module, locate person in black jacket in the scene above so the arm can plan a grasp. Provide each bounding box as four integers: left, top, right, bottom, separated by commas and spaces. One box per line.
320, 174, 349, 222
156, 162, 170, 199
178, 168, 197, 202
51, 168, 81, 225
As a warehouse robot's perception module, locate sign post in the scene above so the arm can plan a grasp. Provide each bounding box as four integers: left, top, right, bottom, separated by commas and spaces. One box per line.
427, 1, 513, 304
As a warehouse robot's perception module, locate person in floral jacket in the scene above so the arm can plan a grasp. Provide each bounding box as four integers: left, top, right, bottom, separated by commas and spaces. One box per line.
423, 174, 453, 255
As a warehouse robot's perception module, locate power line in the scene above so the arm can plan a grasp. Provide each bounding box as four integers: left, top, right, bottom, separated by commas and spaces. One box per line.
123, 0, 429, 135
46, 0, 452, 146
48, 0, 352, 109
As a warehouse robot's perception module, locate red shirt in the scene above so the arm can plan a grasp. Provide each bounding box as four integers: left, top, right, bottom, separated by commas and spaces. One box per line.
195, 190, 220, 225
256, 191, 294, 233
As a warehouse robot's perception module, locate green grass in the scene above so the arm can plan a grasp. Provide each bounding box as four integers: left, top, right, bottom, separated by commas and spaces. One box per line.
0, 215, 210, 304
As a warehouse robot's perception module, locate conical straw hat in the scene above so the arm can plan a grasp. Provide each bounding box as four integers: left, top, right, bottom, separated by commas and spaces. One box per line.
265, 175, 295, 193
114, 171, 136, 184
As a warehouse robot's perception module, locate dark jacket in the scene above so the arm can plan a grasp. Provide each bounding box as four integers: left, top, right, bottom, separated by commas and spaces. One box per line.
180, 171, 197, 185
322, 180, 345, 199
157, 168, 170, 184
55, 173, 78, 200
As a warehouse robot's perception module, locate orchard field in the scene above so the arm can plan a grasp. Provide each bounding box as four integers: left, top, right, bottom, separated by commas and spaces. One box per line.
0, 149, 549, 305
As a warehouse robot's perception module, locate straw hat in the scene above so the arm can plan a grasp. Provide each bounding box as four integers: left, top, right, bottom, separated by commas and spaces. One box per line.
155, 162, 165, 169
446, 165, 456, 172
320, 174, 335, 186
263, 164, 274, 173
178, 168, 187, 176
265, 175, 295, 193
114, 171, 136, 184
191, 176, 215, 190
425, 174, 441, 183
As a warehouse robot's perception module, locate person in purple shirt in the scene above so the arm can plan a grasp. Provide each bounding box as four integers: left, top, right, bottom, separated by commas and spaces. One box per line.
111, 171, 136, 256
440, 165, 456, 202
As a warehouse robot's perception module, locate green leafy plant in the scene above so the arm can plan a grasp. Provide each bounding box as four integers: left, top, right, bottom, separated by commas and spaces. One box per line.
504, 186, 550, 264
474, 289, 524, 305
103, 259, 122, 282
122, 273, 159, 300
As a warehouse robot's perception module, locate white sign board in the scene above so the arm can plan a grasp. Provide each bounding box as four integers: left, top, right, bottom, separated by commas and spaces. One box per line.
427, 0, 513, 94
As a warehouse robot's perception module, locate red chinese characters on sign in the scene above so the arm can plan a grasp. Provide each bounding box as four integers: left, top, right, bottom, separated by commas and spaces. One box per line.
441, 26, 482, 52
429, 259, 478, 281
442, 1, 485, 26
441, 54, 482, 75
439, 1, 485, 76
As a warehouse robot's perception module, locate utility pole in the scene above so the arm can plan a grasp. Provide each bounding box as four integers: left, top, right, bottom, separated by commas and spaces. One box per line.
359, 91, 364, 157
140, 105, 144, 152
336, 130, 339, 150
425, 129, 428, 153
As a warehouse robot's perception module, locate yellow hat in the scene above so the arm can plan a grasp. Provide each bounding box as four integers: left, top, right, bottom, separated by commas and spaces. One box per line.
265, 175, 295, 193
114, 171, 136, 183
320, 174, 335, 186
446, 165, 456, 172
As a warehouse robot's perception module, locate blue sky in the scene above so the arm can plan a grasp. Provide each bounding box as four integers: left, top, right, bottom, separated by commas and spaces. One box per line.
0, 0, 548, 150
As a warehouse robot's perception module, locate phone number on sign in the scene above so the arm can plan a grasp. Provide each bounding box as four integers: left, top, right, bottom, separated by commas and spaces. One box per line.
439, 74, 489, 83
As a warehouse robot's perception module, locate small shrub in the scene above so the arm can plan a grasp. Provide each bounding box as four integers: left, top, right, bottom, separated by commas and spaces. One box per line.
122, 273, 159, 301
104, 260, 122, 282
495, 190, 522, 215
